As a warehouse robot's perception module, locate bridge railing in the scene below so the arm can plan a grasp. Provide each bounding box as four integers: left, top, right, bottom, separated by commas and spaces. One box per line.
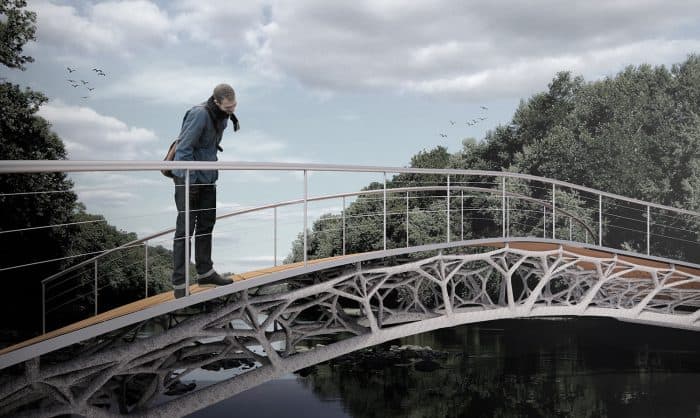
0, 160, 698, 333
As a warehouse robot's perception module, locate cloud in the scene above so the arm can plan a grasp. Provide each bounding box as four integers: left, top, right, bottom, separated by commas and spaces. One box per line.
218, 129, 312, 166
38, 101, 159, 160
400, 39, 700, 100
77, 189, 138, 207
244, 0, 700, 99
171, 0, 268, 48
27, 0, 700, 104
32, 0, 176, 56
221, 129, 286, 158
102, 65, 255, 105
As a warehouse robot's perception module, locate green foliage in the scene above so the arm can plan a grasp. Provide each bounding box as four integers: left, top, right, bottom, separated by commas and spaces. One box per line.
0, 82, 78, 339
0, 0, 36, 70
0, 12, 174, 338
287, 55, 700, 266
45, 206, 173, 329
508, 58, 700, 260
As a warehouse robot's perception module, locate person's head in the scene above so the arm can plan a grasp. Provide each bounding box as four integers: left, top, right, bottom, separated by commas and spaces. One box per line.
212, 83, 237, 114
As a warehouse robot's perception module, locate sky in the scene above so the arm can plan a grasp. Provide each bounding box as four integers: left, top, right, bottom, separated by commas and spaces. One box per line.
5, 0, 700, 275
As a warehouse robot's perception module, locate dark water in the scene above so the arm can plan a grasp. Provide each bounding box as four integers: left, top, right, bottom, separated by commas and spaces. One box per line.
190, 318, 700, 418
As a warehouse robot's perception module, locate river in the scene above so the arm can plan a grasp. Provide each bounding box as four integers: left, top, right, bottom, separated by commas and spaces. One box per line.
188, 317, 700, 418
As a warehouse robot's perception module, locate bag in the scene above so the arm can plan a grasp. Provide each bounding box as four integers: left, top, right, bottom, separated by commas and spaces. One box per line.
161, 139, 179, 178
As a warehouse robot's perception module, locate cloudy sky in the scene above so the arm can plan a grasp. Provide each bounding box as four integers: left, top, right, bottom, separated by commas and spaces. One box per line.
7, 0, 700, 274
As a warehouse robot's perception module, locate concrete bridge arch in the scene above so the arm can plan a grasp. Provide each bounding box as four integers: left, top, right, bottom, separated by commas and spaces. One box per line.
1, 238, 698, 417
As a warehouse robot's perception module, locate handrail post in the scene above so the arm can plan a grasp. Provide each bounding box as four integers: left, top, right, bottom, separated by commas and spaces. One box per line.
383, 172, 387, 251
144, 242, 149, 298
569, 217, 572, 241
461, 189, 464, 241
303, 169, 308, 267
543, 205, 546, 238
502, 177, 506, 238
646, 205, 651, 255
94, 260, 98, 316
552, 184, 556, 240
42, 282, 46, 334
342, 196, 346, 256
406, 191, 409, 247
274, 207, 278, 266
185, 170, 190, 296
446, 175, 451, 243
506, 195, 509, 237
598, 194, 603, 246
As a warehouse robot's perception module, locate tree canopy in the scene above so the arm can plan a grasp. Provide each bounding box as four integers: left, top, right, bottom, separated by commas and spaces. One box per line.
0, 1, 172, 342
288, 55, 700, 265
0, 0, 36, 70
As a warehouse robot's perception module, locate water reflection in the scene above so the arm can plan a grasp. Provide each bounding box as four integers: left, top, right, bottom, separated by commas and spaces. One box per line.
196, 318, 700, 418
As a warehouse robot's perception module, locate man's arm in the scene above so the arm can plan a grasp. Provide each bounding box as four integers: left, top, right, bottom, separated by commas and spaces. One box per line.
175, 107, 207, 162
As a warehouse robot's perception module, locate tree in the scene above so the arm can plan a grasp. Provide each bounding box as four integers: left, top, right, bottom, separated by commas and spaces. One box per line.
0, 0, 36, 70
512, 58, 700, 260
286, 56, 700, 266
0, 0, 174, 340
0, 82, 78, 340
44, 206, 173, 330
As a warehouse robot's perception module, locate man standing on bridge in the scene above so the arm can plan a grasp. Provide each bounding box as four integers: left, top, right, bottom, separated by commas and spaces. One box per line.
171, 83, 240, 298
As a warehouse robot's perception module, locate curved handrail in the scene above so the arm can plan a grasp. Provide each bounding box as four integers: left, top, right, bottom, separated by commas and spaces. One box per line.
3, 160, 697, 334
40, 185, 594, 285
1, 160, 698, 216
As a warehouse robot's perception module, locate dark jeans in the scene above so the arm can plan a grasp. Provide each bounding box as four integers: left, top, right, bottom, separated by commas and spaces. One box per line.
172, 177, 217, 288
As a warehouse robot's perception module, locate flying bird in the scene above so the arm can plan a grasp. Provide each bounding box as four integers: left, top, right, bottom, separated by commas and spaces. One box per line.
80, 80, 89, 85
449, 120, 455, 126
66, 79, 77, 83
67, 67, 76, 73
81, 96, 89, 99
86, 87, 95, 91
439, 133, 448, 138
70, 83, 79, 88
480, 105, 488, 110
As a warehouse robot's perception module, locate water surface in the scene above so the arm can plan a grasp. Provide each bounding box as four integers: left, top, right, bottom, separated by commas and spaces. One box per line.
190, 318, 700, 418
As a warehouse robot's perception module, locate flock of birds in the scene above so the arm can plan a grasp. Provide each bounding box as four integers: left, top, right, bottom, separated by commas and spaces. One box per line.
65, 66, 107, 99
439, 105, 488, 139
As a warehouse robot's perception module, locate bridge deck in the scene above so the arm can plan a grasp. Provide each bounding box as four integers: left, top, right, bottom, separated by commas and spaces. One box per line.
0, 256, 345, 358
1, 242, 697, 359
502, 242, 700, 284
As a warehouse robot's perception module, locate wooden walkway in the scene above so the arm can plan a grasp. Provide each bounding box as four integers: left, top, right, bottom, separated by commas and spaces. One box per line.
1, 242, 697, 358
0, 256, 344, 358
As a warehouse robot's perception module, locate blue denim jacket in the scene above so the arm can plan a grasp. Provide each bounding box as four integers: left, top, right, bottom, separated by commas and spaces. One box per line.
173, 103, 228, 184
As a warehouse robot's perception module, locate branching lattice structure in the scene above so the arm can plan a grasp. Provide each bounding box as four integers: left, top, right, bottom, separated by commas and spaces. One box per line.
1, 243, 698, 417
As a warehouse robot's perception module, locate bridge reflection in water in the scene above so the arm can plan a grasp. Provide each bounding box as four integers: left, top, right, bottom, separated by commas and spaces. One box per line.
0, 240, 698, 417
189, 317, 700, 418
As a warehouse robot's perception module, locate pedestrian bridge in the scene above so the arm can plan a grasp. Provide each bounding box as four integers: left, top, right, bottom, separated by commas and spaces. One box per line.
0, 161, 698, 417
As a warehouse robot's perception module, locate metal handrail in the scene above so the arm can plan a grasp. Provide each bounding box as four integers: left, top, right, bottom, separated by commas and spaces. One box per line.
1, 160, 698, 333
1, 160, 698, 216
35, 184, 593, 333
39, 185, 595, 287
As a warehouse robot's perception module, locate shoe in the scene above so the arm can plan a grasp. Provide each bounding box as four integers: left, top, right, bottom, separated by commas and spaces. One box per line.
174, 288, 186, 299
198, 272, 233, 286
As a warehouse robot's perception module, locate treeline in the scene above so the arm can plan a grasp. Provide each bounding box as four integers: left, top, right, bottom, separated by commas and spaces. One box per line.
0, 82, 174, 341
287, 56, 700, 264
0, 2, 172, 343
